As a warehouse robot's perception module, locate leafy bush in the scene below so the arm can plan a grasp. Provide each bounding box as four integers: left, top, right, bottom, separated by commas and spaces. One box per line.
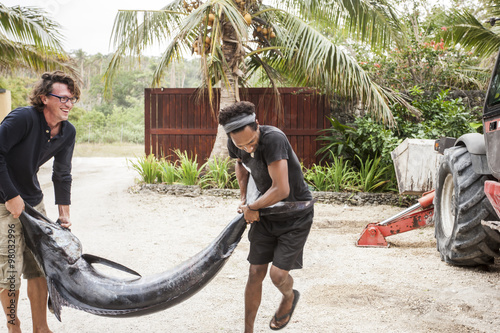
304, 154, 357, 192
396, 89, 479, 139
315, 88, 480, 193
317, 116, 401, 169
355, 156, 392, 192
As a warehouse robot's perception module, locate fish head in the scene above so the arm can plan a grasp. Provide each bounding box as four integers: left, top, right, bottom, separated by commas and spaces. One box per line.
19, 205, 83, 270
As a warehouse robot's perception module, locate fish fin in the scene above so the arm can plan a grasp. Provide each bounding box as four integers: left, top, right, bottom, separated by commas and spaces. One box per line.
47, 278, 63, 321
82, 254, 142, 277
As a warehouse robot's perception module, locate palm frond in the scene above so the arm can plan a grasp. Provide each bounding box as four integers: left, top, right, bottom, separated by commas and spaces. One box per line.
0, 4, 75, 75
266, 0, 402, 50
262, 9, 395, 123
0, 4, 65, 51
443, 9, 500, 58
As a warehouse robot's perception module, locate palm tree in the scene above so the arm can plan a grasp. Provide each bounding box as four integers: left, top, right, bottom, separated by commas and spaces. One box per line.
105, 0, 404, 159
0, 3, 76, 75
441, 1, 500, 59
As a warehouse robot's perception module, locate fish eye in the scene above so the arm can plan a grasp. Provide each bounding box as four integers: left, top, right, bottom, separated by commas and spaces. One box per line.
45, 227, 53, 235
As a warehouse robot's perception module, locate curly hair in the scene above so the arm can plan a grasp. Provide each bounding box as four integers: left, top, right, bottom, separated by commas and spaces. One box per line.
218, 101, 258, 133
29, 71, 81, 111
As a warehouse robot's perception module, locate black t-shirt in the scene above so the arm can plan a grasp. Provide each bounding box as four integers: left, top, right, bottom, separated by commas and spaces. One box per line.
227, 125, 312, 204
0, 106, 75, 206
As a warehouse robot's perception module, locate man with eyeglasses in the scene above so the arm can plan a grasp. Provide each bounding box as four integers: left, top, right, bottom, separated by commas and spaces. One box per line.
0, 71, 80, 333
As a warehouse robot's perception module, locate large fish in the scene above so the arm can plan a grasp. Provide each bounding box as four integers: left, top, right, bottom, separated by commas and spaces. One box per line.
19, 198, 315, 321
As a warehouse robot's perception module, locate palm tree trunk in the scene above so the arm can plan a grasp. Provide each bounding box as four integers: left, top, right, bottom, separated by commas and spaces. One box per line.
208, 21, 241, 161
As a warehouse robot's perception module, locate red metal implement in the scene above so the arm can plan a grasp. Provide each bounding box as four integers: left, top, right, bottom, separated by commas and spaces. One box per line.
356, 191, 435, 247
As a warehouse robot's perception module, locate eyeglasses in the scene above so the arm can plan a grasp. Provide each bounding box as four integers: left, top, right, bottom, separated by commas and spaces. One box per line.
48, 93, 78, 104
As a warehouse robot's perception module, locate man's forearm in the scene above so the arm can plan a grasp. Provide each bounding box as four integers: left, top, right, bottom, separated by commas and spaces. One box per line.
58, 205, 70, 219
235, 161, 249, 201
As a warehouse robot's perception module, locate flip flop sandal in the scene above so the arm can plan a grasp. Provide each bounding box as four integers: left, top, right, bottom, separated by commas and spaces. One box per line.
269, 289, 300, 331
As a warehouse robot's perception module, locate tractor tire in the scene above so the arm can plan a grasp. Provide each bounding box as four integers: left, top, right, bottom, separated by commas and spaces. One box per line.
434, 146, 500, 266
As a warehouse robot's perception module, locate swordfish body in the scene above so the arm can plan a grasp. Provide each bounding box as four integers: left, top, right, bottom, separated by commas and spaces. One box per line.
18, 198, 315, 320
19, 204, 247, 320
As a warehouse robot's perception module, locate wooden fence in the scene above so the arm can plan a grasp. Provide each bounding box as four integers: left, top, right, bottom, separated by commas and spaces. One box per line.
145, 88, 331, 168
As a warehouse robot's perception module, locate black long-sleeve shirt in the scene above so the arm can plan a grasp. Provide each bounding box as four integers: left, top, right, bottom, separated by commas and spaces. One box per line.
0, 106, 75, 206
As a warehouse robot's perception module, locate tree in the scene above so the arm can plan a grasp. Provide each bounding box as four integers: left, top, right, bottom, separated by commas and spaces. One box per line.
105, 0, 405, 159
440, 0, 500, 60
0, 3, 76, 75
354, 1, 488, 92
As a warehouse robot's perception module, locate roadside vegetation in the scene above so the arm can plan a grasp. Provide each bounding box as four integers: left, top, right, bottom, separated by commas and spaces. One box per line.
0, 0, 496, 192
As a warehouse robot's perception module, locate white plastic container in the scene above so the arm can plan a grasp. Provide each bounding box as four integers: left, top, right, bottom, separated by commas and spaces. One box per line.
391, 138, 441, 195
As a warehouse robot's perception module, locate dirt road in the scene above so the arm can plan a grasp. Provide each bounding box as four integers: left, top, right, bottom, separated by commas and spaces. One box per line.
15, 157, 500, 332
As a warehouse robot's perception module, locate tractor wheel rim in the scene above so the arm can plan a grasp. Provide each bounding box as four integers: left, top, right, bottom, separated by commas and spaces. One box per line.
441, 173, 455, 238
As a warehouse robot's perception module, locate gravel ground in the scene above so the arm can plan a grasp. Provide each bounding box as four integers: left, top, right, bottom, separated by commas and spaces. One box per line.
12, 157, 500, 333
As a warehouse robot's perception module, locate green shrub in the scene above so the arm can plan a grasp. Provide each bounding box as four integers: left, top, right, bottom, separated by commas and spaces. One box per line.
355, 156, 391, 192
304, 154, 357, 192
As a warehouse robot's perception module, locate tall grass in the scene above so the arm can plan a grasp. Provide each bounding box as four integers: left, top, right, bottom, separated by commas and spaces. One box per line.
173, 150, 201, 185
200, 156, 238, 189
128, 154, 161, 184
129, 152, 395, 193
304, 155, 357, 192
158, 158, 178, 184
355, 156, 391, 192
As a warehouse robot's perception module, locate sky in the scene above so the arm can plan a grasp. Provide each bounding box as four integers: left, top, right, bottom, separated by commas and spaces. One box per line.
3, 0, 170, 56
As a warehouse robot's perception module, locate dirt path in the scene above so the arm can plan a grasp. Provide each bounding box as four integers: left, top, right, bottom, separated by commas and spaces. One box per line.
15, 157, 500, 332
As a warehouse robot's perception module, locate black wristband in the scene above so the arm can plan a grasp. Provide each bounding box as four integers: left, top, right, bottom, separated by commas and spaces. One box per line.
247, 204, 259, 212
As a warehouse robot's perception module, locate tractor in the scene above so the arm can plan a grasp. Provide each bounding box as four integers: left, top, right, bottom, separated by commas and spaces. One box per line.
357, 20, 500, 267
433, 41, 500, 267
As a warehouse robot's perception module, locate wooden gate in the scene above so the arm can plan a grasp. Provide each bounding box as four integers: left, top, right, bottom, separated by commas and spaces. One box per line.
145, 88, 330, 168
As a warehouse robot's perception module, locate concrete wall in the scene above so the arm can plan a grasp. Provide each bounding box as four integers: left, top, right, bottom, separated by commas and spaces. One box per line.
0, 90, 11, 122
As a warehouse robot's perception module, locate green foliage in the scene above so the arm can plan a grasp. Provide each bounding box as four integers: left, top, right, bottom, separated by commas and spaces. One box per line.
355, 4, 487, 92
355, 156, 391, 192
173, 150, 201, 186
200, 157, 239, 189
129, 154, 161, 184
317, 116, 401, 168
0, 76, 36, 109
158, 159, 178, 184
304, 154, 357, 192
0, 4, 75, 75
315, 89, 479, 193
316, 117, 359, 162
395, 89, 479, 139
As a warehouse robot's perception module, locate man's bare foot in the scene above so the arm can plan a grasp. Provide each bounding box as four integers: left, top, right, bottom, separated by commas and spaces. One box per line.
33, 325, 53, 333
269, 289, 300, 330
7, 317, 21, 333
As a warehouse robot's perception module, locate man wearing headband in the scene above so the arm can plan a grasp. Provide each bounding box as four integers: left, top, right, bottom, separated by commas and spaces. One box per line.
218, 101, 314, 332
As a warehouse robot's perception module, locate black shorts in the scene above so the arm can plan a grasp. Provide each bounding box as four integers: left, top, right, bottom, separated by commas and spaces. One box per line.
247, 208, 313, 271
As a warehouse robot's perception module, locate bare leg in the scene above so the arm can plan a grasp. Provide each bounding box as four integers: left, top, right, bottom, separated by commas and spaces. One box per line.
244, 264, 268, 333
269, 265, 295, 329
0, 288, 21, 333
27, 277, 52, 333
